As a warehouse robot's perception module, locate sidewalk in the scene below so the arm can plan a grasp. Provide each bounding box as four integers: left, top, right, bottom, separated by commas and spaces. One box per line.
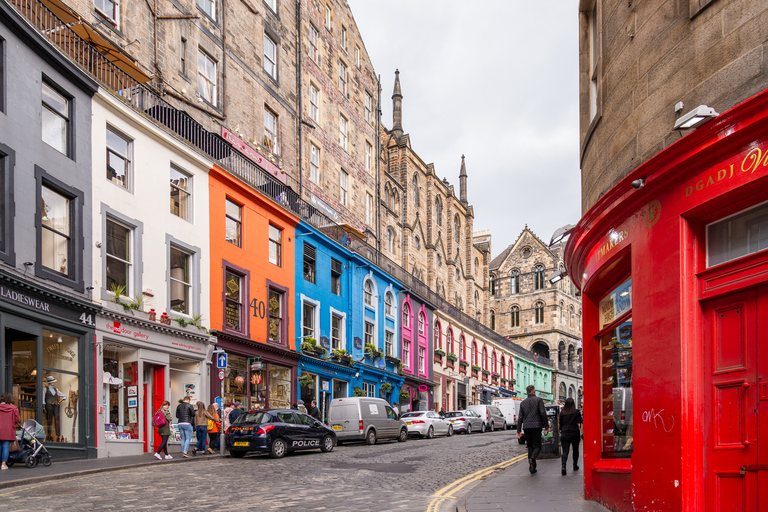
0, 451, 227, 490
459, 453, 609, 512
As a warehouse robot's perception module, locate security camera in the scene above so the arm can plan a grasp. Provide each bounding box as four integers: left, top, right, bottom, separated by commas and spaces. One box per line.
631, 178, 645, 189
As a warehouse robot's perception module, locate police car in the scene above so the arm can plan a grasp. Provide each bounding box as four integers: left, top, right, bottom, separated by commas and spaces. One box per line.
226, 409, 336, 459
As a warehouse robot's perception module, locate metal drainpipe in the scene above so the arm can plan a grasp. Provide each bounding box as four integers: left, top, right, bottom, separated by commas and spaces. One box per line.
222, 0, 227, 118
375, 75, 382, 258
296, 0, 303, 198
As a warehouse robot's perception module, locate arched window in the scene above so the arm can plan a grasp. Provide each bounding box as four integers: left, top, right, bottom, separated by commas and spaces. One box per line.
384, 185, 390, 210
444, 329, 450, 352
568, 386, 575, 399
534, 264, 545, 290
534, 301, 544, 323
559, 382, 567, 401
500, 356, 506, 379
438, 325, 446, 351
402, 302, 410, 328
436, 252, 442, 266
474, 291, 479, 311
472, 342, 477, 366
414, 236, 420, 250
387, 228, 395, 253
474, 257, 479, 274
568, 344, 575, 367
435, 197, 442, 226
490, 310, 496, 330
455, 268, 460, 282
364, 280, 373, 306
454, 292, 460, 307
459, 334, 465, 360
418, 312, 425, 334
490, 274, 496, 296
384, 291, 393, 317
492, 351, 497, 373
482, 347, 488, 370
459, 297, 463, 311
510, 305, 520, 327
569, 305, 575, 327
510, 270, 519, 294
560, 301, 564, 323
454, 215, 460, 241
509, 360, 514, 382
412, 174, 419, 206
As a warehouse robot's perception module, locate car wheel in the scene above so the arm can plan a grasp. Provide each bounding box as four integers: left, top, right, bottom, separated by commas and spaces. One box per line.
503, 421, 507, 430
398, 428, 408, 442
365, 429, 377, 445
481, 422, 486, 433
320, 435, 334, 453
490, 422, 495, 432
466, 424, 472, 435
270, 438, 287, 459
447, 425, 454, 437
230, 451, 246, 458
426, 426, 434, 439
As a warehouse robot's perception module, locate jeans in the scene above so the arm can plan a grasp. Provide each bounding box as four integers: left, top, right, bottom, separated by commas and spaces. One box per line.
561, 437, 581, 467
1, 440, 9, 463
156, 435, 169, 455
178, 423, 193, 453
195, 426, 208, 452
525, 428, 543, 461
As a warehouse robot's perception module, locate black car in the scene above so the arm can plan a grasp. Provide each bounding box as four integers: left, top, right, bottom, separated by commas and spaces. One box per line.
226, 409, 336, 459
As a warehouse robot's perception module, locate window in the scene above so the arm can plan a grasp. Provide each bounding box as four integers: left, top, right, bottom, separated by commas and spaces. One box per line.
418, 347, 425, 373
387, 228, 395, 253
471, 342, 477, 366
365, 141, 373, 174
338, 61, 347, 95
598, 278, 633, 459
356, 45, 360, 67
482, 347, 488, 370
225, 199, 242, 247
339, 170, 348, 206
325, 4, 331, 28
435, 197, 442, 226
414, 236, 420, 251
197, 50, 217, 105
364, 321, 374, 348
341, 26, 347, 50
263, 34, 277, 78
511, 306, 520, 327
534, 302, 544, 323
412, 174, 419, 206
105, 219, 132, 295
331, 313, 343, 350
364, 280, 373, 306
170, 167, 191, 221
402, 303, 410, 328
339, 115, 348, 150
534, 265, 545, 290
268, 225, 281, 266
303, 243, 316, 283
366, 193, 373, 226
362, 382, 375, 398
0, 146, 14, 263
444, 329, 450, 352
309, 83, 319, 122
169, 247, 192, 314
225, 270, 244, 332
41, 82, 70, 156
309, 24, 319, 62
364, 92, 373, 124
510, 270, 520, 294
95, 0, 118, 27
268, 288, 284, 343
492, 352, 497, 373
302, 302, 315, 339
459, 336, 465, 360
490, 311, 495, 330
264, 0, 276, 12
385, 331, 393, 357
309, 143, 320, 183
454, 215, 460, 241
418, 312, 425, 334
180, 38, 187, 74
437, 253, 442, 266
197, 0, 215, 20
320, 257, 337, 295
385, 291, 393, 316
106, 127, 131, 189
40, 186, 71, 276
264, 107, 279, 155
707, 201, 768, 267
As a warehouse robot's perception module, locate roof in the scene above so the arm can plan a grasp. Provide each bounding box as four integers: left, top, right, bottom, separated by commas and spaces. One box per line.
489, 225, 555, 271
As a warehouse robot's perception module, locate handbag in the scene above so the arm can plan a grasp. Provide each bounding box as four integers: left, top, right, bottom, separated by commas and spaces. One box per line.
8, 439, 20, 453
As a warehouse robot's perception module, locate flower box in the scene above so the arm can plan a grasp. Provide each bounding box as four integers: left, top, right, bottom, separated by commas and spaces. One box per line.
434, 349, 446, 357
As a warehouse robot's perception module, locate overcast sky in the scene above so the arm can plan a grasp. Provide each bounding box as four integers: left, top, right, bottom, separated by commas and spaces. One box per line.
348, 1, 581, 256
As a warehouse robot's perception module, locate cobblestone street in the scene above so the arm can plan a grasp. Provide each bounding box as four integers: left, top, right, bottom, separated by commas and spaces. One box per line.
0, 430, 527, 512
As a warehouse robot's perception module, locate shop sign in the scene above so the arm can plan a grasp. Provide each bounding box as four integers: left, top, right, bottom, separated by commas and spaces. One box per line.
354, 336, 363, 350
221, 127, 286, 184
319, 336, 331, 350
309, 193, 340, 222
0, 282, 95, 327
418, 385, 428, 392
598, 278, 632, 329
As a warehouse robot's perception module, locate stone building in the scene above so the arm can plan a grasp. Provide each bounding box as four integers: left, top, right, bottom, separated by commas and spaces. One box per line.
489, 226, 582, 401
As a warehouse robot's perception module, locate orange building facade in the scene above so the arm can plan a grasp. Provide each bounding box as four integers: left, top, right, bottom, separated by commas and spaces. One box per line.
208, 165, 299, 410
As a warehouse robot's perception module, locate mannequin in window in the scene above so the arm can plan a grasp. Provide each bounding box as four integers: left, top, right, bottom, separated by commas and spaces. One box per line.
43, 375, 66, 441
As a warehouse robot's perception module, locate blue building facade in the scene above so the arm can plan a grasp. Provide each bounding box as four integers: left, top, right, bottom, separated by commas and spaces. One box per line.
294, 222, 403, 419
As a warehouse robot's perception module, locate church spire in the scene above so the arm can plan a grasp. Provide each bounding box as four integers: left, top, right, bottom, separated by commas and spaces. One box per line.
392, 69, 403, 138
460, 154, 468, 204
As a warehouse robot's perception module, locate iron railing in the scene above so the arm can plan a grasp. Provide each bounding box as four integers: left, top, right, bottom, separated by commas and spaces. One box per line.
7, 0, 552, 368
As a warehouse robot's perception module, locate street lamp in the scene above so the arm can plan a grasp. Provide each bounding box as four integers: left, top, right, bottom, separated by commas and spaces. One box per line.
673, 104, 719, 130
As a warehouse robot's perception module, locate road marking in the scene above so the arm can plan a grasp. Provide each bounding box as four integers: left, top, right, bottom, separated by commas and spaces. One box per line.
426, 453, 528, 512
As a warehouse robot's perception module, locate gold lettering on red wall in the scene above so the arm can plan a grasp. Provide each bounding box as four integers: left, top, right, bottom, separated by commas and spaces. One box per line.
684, 140, 768, 198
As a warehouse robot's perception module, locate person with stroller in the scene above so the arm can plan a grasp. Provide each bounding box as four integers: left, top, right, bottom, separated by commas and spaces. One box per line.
154, 401, 172, 460
0, 393, 21, 470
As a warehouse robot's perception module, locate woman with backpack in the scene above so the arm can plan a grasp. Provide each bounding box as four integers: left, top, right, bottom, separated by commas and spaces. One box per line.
206, 403, 220, 454
193, 401, 215, 455
153, 401, 172, 460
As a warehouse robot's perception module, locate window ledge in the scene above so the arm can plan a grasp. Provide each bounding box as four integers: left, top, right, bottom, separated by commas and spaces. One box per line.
592, 459, 631, 474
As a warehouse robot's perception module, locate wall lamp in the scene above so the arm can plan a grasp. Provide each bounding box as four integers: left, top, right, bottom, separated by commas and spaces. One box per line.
549, 269, 566, 285
674, 105, 719, 130
548, 224, 576, 249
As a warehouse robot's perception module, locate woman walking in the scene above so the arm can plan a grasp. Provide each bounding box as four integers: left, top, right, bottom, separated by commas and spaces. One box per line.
154, 401, 172, 460
0, 393, 21, 470
193, 401, 215, 455
559, 397, 583, 475
206, 403, 220, 454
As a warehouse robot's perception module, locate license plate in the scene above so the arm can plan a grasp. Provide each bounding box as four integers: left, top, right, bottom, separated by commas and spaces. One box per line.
332, 425, 342, 431
406, 422, 412, 425
450, 420, 455, 423
234, 441, 249, 447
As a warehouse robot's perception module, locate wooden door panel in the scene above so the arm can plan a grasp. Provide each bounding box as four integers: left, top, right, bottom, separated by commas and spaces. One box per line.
713, 382, 749, 449
715, 472, 744, 512
714, 304, 747, 374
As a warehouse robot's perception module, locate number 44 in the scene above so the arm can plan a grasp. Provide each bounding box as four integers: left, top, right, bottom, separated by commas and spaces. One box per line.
79, 313, 95, 326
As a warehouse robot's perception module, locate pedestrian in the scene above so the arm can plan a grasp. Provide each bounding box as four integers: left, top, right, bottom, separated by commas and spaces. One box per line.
221, 402, 234, 447
392, 403, 399, 416
559, 397, 583, 475
175, 396, 195, 458
206, 403, 221, 453
309, 400, 321, 421
0, 393, 21, 470
193, 401, 215, 455
154, 400, 172, 460
229, 401, 243, 425
516, 385, 549, 474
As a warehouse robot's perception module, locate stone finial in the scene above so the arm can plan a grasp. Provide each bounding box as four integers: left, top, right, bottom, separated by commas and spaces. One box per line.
392, 70, 403, 137
460, 155, 468, 204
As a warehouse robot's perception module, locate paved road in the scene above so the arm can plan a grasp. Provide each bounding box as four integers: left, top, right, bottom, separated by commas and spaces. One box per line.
0, 429, 526, 512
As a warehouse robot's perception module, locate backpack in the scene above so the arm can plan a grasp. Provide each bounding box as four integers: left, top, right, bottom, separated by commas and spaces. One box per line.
154, 409, 167, 427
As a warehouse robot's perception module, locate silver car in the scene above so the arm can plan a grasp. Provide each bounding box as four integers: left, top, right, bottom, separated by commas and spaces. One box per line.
401, 411, 454, 438
467, 404, 507, 431
444, 410, 485, 434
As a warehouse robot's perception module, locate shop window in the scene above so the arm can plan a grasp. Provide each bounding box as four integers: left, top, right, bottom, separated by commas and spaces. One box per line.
106, 126, 131, 190
225, 198, 242, 247
332, 379, 346, 399
224, 269, 245, 333
597, 278, 633, 459
707, 201, 768, 267
170, 166, 191, 221
268, 364, 292, 409
331, 313, 343, 350
385, 331, 393, 357
170, 246, 192, 315
331, 259, 342, 295
268, 224, 282, 266
41, 81, 70, 156
103, 343, 139, 441
222, 354, 248, 407
106, 218, 132, 295
222, 356, 291, 411
267, 286, 286, 345
299, 373, 317, 406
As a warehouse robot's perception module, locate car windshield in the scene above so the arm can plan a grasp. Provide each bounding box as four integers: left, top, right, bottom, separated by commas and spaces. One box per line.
444, 412, 464, 418
232, 412, 270, 425
401, 412, 424, 418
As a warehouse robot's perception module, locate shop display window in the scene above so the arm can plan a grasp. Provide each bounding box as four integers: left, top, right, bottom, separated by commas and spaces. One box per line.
169, 356, 201, 443
103, 344, 140, 440
10, 334, 37, 426
222, 354, 248, 406
221, 354, 293, 410
268, 364, 291, 409
250, 366, 266, 410
597, 278, 633, 459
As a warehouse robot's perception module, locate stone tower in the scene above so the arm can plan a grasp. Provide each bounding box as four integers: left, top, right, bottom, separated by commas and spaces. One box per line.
459, 154, 468, 204
392, 69, 403, 138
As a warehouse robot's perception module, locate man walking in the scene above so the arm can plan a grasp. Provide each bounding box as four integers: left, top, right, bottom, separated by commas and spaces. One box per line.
309, 400, 321, 421
516, 385, 549, 474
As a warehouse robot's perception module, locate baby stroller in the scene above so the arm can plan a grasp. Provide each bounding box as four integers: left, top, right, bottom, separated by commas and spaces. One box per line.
7, 420, 52, 468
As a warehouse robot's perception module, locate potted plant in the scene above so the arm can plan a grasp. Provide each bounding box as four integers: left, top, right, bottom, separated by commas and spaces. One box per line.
365, 343, 382, 359
299, 373, 315, 388
434, 348, 446, 357
482, 369, 491, 376
380, 382, 393, 393
330, 348, 347, 361
446, 353, 458, 362
385, 354, 401, 365
108, 284, 133, 313
501, 377, 508, 384
399, 388, 410, 401
353, 386, 365, 397
459, 359, 469, 368
301, 337, 325, 356
471, 365, 481, 373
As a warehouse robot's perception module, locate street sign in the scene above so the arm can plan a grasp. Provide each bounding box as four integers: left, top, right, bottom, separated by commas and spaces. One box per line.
217, 353, 228, 369
322, 380, 330, 392
218, 370, 225, 380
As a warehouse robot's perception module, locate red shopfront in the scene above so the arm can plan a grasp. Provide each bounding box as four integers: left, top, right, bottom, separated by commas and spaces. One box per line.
565, 89, 768, 512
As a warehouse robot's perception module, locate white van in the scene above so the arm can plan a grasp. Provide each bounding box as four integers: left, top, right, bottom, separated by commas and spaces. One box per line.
328, 397, 408, 445
492, 398, 523, 429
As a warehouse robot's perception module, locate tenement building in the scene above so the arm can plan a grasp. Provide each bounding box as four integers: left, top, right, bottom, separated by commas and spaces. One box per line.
567, 1, 768, 511
489, 226, 582, 403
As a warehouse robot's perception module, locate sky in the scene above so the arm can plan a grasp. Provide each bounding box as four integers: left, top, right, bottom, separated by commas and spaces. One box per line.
347, 0, 581, 256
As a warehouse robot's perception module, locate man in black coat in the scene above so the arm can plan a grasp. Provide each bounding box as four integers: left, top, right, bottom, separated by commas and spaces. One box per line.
309, 400, 321, 421
516, 385, 549, 474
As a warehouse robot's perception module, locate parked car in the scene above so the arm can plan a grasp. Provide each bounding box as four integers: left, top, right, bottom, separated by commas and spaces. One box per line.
492, 398, 523, 429
443, 410, 484, 434
401, 411, 454, 438
467, 404, 507, 431
328, 397, 408, 445
226, 409, 336, 459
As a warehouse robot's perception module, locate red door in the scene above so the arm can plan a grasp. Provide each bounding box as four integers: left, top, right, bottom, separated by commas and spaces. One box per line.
151, 366, 165, 453
702, 287, 767, 511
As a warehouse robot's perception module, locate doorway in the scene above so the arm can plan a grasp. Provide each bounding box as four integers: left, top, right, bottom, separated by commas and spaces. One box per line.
7, 328, 39, 427
142, 364, 165, 453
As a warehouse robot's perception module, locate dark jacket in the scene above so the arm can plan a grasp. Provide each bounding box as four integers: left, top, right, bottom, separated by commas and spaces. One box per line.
157, 410, 172, 436
517, 394, 548, 433
175, 402, 195, 424
309, 406, 321, 421
559, 410, 583, 441
229, 408, 243, 424
0, 403, 21, 441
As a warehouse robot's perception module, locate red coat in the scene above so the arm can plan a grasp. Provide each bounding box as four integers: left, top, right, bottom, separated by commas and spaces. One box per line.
0, 403, 21, 441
